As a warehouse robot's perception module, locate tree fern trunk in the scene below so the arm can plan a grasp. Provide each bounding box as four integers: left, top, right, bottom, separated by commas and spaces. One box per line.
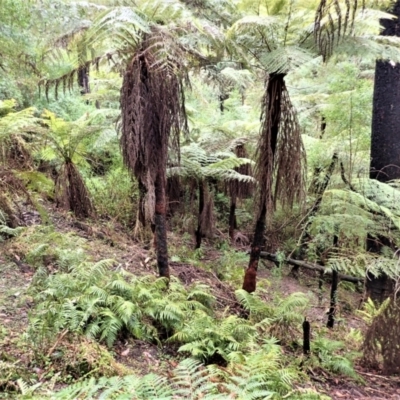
195, 180, 205, 249
243, 73, 283, 293
154, 171, 170, 279
229, 195, 237, 240
243, 203, 266, 293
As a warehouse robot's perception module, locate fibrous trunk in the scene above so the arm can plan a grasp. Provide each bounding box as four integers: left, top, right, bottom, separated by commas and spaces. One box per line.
242, 74, 284, 293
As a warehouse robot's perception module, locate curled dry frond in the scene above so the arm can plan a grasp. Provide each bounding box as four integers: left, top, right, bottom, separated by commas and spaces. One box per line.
120, 27, 188, 222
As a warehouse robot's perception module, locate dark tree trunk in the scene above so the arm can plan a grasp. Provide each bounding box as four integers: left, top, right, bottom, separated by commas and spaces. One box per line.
327, 236, 339, 328
302, 318, 311, 355
138, 180, 147, 227
229, 195, 237, 240
370, 1, 400, 181
327, 269, 338, 328
368, 1, 400, 301
242, 73, 284, 293
78, 66, 90, 95
154, 171, 170, 279
195, 180, 205, 249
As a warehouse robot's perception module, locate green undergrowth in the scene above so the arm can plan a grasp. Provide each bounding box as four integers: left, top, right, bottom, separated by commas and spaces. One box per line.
0, 227, 362, 399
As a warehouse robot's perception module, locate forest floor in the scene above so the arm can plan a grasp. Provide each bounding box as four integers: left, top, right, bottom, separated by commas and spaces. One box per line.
1, 205, 400, 399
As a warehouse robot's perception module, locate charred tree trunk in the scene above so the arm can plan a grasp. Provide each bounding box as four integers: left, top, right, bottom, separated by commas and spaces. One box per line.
229, 195, 237, 240
78, 66, 90, 95
368, 1, 400, 302
302, 318, 311, 355
195, 180, 205, 249
154, 171, 170, 279
327, 269, 339, 328
243, 73, 284, 293
138, 180, 147, 227
327, 235, 339, 328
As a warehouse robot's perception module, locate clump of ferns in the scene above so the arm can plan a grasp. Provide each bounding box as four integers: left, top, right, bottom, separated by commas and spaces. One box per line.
235, 289, 310, 344
54, 350, 325, 400
169, 312, 257, 365
305, 336, 360, 380
28, 261, 216, 352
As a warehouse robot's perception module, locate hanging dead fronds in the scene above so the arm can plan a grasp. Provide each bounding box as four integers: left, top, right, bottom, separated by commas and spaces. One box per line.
39, 54, 115, 100
120, 28, 188, 223
55, 161, 94, 219
363, 295, 400, 374
273, 86, 305, 209
256, 74, 305, 219
314, 0, 365, 60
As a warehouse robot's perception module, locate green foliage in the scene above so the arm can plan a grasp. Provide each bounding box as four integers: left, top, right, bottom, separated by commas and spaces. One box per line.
310, 336, 360, 380
236, 290, 310, 342
87, 166, 137, 227
28, 262, 216, 350
357, 297, 391, 325
171, 313, 256, 362
53, 348, 326, 400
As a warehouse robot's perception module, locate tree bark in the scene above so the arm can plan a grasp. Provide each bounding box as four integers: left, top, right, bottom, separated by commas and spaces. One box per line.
229, 195, 237, 240
303, 318, 310, 355
195, 180, 205, 249
78, 65, 90, 95
154, 171, 170, 279
368, 1, 400, 301
243, 73, 284, 293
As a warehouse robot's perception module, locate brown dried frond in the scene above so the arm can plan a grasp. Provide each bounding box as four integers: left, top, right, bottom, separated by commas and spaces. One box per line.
273, 86, 305, 209
314, 0, 365, 60
55, 161, 94, 219
255, 74, 305, 219
363, 296, 400, 374
119, 28, 188, 222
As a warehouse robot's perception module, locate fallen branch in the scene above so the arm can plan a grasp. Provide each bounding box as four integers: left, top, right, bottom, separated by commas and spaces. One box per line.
259, 252, 364, 283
